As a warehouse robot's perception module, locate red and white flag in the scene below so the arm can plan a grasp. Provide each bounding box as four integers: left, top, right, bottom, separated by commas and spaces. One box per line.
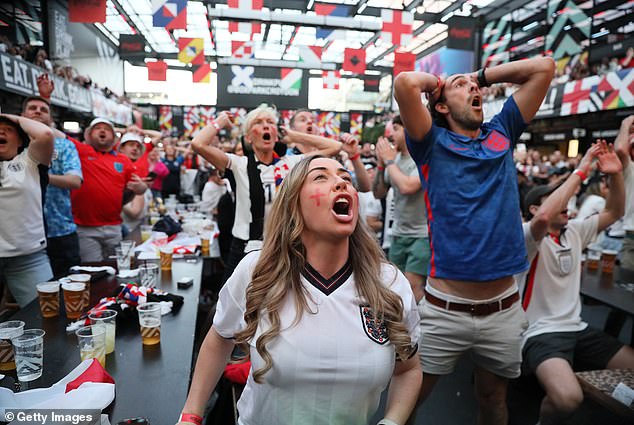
231, 41, 254, 59
322, 70, 340, 90
227, 0, 263, 37
381, 10, 413, 47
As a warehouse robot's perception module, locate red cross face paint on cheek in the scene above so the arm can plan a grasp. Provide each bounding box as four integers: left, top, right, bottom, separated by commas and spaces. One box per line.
309, 189, 326, 206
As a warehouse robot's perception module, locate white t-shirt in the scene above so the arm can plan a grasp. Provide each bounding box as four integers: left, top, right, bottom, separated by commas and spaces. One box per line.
214, 251, 419, 425
516, 216, 598, 343
121, 189, 153, 233
576, 194, 605, 221
0, 150, 47, 257
358, 192, 382, 224
227, 153, 304, 241
200, 180, 228, 214
624, 165, 634, 231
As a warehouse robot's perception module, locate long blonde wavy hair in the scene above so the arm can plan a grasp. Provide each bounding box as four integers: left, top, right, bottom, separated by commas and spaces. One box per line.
234, 155, 414, 383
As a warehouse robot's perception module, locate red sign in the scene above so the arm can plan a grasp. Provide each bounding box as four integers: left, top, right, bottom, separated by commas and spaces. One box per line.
147, 61, 168, 81
343, 48, 366, 74
393, 51, 416, 77
69, 0, 106, 23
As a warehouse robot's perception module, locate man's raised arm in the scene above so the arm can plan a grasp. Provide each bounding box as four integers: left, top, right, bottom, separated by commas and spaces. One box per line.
481, 56, 555, 123
393, 72, 439, 141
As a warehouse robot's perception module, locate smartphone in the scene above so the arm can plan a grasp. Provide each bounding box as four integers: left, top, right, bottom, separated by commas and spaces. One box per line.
147, 171, 157, 180
177, 277, 194, 289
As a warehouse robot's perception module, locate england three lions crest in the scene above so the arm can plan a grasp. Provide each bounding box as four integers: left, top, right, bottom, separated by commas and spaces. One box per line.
359, 305, 389, 345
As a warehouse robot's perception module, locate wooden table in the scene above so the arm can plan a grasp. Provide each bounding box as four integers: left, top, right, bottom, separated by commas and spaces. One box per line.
2, 257, 203, 425
576, 369, 634, 420
581, 266, 634, 344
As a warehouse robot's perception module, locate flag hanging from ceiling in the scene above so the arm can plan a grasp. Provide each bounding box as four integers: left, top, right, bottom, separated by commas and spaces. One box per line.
393, 51, 416, 77
322, 70, 340, 89
159, 106, 173, 132
227, 0, 263, 36
147, 61, 168, 81
68, 0, 106, 23
343, 48, 366, 74
152, 0, 187, 29
192, 63, 211, 83
298, 46, 323, 68
381, 9, 413, 47
315, 3, 348, 40
231, 41, 254, 59
178, 38, 204, 64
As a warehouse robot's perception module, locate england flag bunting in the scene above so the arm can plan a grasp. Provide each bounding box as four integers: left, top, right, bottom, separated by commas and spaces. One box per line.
231, 41, 254, 59
227, 0, 263, 37
322, 70, 340, 90
299, 46, 323, 68
381, 9, 413, 47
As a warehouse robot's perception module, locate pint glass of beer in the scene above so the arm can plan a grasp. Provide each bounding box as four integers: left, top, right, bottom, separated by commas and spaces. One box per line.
62, 282, 86, 320
0, 320, 25, 371
137, 302, 161, 345
36, 282, 60, 318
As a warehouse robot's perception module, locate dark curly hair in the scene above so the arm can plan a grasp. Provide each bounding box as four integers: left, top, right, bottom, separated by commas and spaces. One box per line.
428, 90, 449, 129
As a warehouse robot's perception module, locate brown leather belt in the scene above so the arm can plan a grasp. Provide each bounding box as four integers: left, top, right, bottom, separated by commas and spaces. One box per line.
424, 289, 520, 317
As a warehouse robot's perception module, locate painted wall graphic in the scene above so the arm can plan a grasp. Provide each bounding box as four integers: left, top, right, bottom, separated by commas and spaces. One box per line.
350, 113, 363, 138
159, 105, 173, 132
545, 0, 591, 60
416, 48, 474, 77
183, 106, 216, 138
481, 14, 512, 67
317, 112, 341, 138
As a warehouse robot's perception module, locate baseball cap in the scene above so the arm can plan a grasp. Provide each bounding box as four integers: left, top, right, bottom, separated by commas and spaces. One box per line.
118, 132, 146, 154
524, 185, 556, 215
87, 117, 114, 132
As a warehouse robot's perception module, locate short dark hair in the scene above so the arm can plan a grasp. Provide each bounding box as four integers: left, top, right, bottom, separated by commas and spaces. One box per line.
289, 108, 313, 129
392, 115, 402, 126
428, 90, 448, 129
22, 96, 50, 113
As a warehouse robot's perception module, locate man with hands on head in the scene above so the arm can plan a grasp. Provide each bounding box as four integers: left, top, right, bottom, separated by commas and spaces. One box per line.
373, 115, 429, 303
518, 139, 634, 425
394, 56, 555, 425
23, 75, 83, 278
191, 106, 342, 280
0, 113, 55, 307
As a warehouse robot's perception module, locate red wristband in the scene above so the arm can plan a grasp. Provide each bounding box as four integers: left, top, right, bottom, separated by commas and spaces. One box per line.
573, 169, 587, 181
179, 413, 203, 425
349, 153, 360, 161
377, 166, 385, 171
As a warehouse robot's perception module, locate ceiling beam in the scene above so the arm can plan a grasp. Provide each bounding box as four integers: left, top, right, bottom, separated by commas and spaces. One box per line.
282, 25, 300, 58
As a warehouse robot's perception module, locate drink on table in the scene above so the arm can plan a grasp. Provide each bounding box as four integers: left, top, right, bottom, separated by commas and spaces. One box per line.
137, 302, 162, 345
89, 310, 118, 355
601, 250, 618, 274
140, 225, 153, 242
0, 321, 25, 372
62, 281, 86, 320
586, 245, 601, 270
12, 329, 45, 382
36, 282, 60, 318
159, 246, 173, 271
139, 263, 160, 288
76, 325, 106, 368
200, 234, 210, 257
68, 273, 91, 311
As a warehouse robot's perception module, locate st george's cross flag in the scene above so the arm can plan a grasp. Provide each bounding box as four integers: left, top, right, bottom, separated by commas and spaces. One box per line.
381, 9, 413, 47
322, 70, 340, 90
227, 0, 263, 37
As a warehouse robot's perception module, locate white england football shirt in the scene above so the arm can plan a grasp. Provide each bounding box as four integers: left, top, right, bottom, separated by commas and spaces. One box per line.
516, 216, 598, 344
214, 251, 419, 425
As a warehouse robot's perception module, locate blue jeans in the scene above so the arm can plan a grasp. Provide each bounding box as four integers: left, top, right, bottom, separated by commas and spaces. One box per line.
1, 249, 53, 307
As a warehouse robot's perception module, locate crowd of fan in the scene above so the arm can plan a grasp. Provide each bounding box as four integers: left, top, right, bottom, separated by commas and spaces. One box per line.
0, 36, 129, 103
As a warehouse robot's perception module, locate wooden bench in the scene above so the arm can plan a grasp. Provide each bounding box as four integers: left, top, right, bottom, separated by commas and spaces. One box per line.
576, 369, 634, 420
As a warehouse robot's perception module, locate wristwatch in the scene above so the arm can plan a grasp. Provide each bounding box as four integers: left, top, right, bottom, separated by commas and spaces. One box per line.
384, 159, 396, 167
